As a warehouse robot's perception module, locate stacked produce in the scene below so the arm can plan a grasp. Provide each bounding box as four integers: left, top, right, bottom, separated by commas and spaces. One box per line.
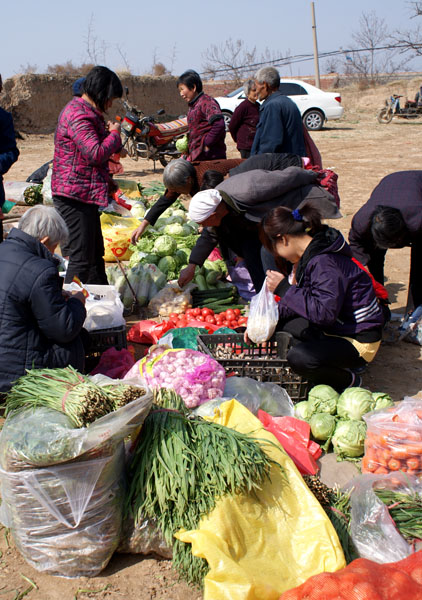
107, 262, 167, 310
165, 306, 247, 327
125, 388, 278, 585
295, 385, 393, 459
5, 366, 146, 427
362, 397, 422, 475
23, 184, 43, 206
137, 346, 226, 408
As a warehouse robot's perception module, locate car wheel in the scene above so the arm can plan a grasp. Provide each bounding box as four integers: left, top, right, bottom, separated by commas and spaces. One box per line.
303, 109, 324, 131
222, 111, 232, 130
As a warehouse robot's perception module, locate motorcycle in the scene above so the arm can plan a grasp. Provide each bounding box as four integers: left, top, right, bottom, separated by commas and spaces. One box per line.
377, 94, 422, 124
117, 92, 188, 168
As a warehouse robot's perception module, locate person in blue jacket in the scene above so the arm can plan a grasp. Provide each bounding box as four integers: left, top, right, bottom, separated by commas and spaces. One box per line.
251, 67, 306, 157
0, 205, 87, 393
0, 73, 20, 242
255, 203, 385, 391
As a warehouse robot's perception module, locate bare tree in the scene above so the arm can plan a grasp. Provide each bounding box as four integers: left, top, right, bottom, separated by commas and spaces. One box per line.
18, 63, 38, 74
84, 15, 108, 64
342, 11, 409, 84
391, 2, 422, 55
201, 39, 258, 84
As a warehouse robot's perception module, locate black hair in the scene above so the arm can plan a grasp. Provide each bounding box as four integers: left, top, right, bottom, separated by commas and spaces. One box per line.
259, 203, 323, 274
200, 170, 225, 190
176, 70, 203, 94
370, 206, 409, 249
82, 66, 123, 112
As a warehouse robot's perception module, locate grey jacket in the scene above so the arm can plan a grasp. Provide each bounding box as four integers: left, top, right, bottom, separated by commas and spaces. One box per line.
216, 167, 341, 222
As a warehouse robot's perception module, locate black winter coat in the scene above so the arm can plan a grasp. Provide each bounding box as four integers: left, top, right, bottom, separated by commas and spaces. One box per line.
0, 229, 86, 392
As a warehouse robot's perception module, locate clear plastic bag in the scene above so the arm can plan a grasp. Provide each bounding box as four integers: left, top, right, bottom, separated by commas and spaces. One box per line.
147, 281, 193, 318
0, 389, 152, 578
344, 472, 413, 564
118, 514, 172, 558
246, 281, 279, 344
223, 376, 294, 416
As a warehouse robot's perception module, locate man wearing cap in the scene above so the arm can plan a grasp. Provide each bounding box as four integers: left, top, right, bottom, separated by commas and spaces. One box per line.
178, 166, 340, 290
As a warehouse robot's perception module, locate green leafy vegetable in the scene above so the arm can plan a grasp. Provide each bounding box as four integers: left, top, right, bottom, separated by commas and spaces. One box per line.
331, 419, 366, 458
152, 235, 177, 257
371, 392, 394, 411
308, 385, 339, 416
309, 413, 337, 441
336, 387, 373, 421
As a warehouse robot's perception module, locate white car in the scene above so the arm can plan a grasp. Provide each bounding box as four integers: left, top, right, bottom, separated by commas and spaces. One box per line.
215, 79, 344, 131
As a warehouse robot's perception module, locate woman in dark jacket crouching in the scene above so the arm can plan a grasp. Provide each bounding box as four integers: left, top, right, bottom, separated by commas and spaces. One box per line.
253, 203, 385, 391
0, 205, 87, 393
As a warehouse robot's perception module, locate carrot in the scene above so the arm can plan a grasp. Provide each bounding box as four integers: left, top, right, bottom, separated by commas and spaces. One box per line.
362, 456, 378, 473
388, 458, 402, 471
406, 457, 420, 470
390, 445, 410, 460
374, 466, 389, 474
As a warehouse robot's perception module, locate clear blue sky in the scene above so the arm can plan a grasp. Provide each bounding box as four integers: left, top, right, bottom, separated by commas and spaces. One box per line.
2, 0, 421, 80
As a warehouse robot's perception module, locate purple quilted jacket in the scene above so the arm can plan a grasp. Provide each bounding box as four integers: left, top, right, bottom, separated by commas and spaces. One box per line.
51, 97, 122, 207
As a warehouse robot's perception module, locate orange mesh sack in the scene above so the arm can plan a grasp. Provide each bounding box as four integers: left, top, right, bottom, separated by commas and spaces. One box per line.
279, 552, 422, 600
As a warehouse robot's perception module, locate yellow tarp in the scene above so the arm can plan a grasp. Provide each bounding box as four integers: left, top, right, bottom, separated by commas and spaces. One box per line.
176, 400, 345, 600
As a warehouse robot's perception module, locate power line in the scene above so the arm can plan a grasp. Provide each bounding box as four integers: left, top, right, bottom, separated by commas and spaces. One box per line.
201, 43, 422, 77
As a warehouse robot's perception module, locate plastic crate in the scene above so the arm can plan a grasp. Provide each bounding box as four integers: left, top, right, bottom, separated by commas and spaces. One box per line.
85, 324, 127, 372
197, 332, 308, 402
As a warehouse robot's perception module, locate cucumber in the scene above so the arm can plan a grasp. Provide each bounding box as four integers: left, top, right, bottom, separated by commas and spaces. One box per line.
195, 274, 208, 291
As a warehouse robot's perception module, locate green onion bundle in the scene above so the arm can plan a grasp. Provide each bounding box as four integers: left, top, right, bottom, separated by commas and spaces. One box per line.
5, 366, 145, 428
126, 389, 279, 586
374, 487, 422, 544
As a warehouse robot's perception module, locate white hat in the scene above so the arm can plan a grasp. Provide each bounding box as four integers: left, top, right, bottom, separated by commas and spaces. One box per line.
188, 189, 222, 223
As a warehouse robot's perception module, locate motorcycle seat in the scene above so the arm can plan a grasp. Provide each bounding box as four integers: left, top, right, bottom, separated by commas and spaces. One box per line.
155, 117, 188, 137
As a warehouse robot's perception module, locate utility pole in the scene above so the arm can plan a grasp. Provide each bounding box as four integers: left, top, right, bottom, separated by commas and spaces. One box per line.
311, 2, 321, 88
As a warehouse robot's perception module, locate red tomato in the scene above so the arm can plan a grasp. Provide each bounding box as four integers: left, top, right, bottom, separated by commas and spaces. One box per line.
201, 307, 213, 316
185, 309, 196, 317
216, 311, 225, 318
177, 313, 187, 320
196, 315, 205, 321
169, 312, 179, 320
225, 313, 236, 322
192, 308, 201, 316
222, 320, 230, 327
205, 315, 216, 324
233, 308, 241, 316
238, 316, 248, 325
231, 320, 239, 328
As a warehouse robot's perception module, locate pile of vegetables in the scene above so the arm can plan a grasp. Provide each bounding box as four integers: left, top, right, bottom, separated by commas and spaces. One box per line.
107, 263, 167, 309
295, 385, 393, 459
165, 306, 247, 328
139, 345, 226, 408
362, 397, 422, 476
5, 366, 146, 427
125, 388, 279, 585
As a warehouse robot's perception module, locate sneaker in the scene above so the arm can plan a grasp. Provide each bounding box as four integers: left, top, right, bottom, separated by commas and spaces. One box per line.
345, 370, 362, 388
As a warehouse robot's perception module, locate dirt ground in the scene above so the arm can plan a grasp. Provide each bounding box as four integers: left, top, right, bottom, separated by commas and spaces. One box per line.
1, 80, 422, 599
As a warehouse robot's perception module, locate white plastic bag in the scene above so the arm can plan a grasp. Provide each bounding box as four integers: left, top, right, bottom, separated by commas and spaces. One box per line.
246, 281, 279, 343
41, 166, 53, 205
0, 389, 153, 578
63, 282, 125, 331
344, 472, 413, 564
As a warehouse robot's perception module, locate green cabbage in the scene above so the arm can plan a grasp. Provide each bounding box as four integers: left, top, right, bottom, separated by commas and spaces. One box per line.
372, 392, 394, 411
294, 401, 312, 421
131, 202, 146, 219
172, 209, 187, 221
153, 235, 177, 257
337, 388, 373, 421
163, 223, 184, 236
158, 256, 177, 275
175, 248, 190, 265
175, 134, 189, 153
144, 253, 160, 265
308, 385, 339, 416
181, 224, 195, 236
309, 413, 337, 441
166, 215, 184, 225
332, 420, 367, 458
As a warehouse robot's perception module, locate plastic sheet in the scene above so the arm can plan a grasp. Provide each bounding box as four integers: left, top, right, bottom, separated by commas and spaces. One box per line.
223, 376, 294, 416
0, 389, 153, 578
344, 472, 413, 564
177, 400, 345, 600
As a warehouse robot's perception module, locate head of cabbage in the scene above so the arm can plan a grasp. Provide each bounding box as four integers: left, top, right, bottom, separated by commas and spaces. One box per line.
153, 235, 177, 257
294, 401, 312, 421
158, 256, 177, 275
336, 387, 373, 421
163, 223, 184, 237
331, 419, 367, 458
308, 385, 339, 416
309, 413, 337, 441
372, 392, 394, 412
176, 135, 189, 153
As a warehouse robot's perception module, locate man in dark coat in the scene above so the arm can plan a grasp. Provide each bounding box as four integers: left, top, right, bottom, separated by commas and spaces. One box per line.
251, 67, 306, 157
0, 74, 20, 242
0, 205, 87, 393
348, 170, 422, 309
178, 166, 340, 290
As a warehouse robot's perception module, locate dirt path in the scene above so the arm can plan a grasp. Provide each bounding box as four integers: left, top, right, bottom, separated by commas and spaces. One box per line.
1, 82, 422, 599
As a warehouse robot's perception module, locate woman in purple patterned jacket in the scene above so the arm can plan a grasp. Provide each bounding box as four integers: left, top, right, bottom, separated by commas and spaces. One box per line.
52, 66, 123, 284
177, 70, 226, 162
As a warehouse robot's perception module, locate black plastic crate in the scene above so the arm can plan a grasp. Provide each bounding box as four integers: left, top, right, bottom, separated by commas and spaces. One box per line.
85, 325, 127, 372
197, 332, 308, 402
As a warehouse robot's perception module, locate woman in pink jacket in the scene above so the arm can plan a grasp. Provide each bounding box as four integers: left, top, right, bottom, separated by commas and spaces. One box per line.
52, 66, 123, 284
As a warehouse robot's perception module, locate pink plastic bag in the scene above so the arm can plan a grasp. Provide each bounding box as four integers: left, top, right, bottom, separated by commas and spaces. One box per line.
90, 347, 135, 379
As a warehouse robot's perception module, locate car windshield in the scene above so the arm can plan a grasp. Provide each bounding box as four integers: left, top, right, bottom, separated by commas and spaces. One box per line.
226, 87, 243, 97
